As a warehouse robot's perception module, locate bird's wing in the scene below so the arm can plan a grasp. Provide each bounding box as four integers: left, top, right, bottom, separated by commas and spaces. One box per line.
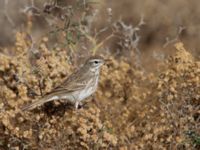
50, 67, 92, 94
51, 81, 87, 93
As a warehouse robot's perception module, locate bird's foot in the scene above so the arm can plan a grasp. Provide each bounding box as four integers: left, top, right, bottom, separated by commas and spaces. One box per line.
75, 101, 85, 109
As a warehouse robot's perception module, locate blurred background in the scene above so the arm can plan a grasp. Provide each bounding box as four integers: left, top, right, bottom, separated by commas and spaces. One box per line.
1, 0, 200, 71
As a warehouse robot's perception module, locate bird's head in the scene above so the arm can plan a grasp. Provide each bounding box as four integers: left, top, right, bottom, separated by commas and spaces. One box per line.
85, 56, 104, 72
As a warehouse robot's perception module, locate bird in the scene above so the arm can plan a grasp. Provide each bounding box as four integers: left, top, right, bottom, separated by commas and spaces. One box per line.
22, 55, 104, 111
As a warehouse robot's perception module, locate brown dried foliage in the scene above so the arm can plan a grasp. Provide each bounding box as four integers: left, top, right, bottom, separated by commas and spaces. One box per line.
0, 30, 199, 150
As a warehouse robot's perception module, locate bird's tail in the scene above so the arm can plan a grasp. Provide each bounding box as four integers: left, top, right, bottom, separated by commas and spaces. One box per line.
21, 94, 58, 111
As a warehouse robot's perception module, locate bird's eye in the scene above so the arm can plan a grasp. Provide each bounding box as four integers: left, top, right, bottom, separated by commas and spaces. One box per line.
94, 61, 99, 64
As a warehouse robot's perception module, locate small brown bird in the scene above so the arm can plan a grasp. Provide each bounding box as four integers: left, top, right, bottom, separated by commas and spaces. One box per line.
22, 56, 104, 111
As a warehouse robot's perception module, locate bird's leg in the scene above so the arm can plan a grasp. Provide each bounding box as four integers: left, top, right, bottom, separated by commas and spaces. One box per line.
38, 79, 44, 96
71, 95, 79, 109
75, 101, 79, 109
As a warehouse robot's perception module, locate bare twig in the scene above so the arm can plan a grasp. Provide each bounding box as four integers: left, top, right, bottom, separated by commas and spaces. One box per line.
3, 0, 15, 27
79, 27, 114, 54
112, 15, 145, 68
163, 26, 186, 48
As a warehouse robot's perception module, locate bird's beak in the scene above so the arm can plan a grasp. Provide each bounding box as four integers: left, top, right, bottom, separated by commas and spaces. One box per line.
104, 58, 112, 64
104, 59, 110, 62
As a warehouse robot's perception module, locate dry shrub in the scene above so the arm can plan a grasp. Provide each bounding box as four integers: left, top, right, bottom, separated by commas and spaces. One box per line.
118, 42, 200, 150
156, 43, 200, 149
1, 0, 200, 150
0, 31, 120, 149
0, 11, 199, 150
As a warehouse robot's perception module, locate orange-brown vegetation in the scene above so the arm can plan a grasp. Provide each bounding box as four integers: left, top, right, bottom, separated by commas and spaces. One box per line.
0, 0, 200, 149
